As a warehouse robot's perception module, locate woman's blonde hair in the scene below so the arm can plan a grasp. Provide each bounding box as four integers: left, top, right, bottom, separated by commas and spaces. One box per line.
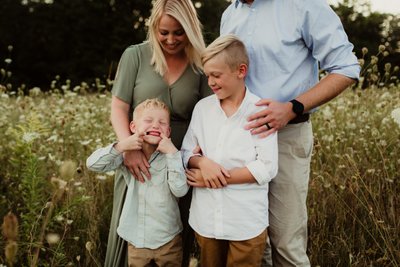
147, 0, 205, 75
202, 34, 249, 71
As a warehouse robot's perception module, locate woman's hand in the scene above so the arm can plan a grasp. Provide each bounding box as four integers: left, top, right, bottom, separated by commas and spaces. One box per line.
123, 150, 150, 183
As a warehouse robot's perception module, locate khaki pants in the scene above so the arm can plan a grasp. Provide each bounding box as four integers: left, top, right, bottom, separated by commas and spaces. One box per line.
263, 121, 313, 267
195, 230, 267, 267
128, 235, 182, 267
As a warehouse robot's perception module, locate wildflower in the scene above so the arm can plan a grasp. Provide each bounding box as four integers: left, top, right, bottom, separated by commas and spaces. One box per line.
7, 45, 13, 52
391, 108, 400, 127
4, 58, 12, 64
5, 241, 18, 265
85, 241, 94, 251
358, 58, 364, 67
2, 212, 18, 241
362, 47, 368, 55
96, 175, 107, 181
378, 44, 386, 52
46, 233, 60, 245
22, 132, 40, 143
59, 160, 77, 180
51, 177, 67, 190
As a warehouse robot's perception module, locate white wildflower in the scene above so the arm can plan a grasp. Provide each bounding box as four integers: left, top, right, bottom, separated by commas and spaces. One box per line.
96, 175, 107, 181
79, 139, 92, 146
106, 171, 115, 176
85, 241, 94, 251
391, 108, 400, 126
46, 233, 60, 245
22, 132, 40, 143
4, 58, 12, 64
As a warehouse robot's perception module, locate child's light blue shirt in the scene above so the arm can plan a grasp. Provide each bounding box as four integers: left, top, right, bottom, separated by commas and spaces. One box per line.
86, 144, 188, 249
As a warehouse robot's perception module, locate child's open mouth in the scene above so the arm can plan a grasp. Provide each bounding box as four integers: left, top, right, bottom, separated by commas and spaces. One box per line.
146, 131, 161, 137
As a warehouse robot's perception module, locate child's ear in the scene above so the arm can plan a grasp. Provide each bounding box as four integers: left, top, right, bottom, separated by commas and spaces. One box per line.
237, 63, 248, 78
166, 126, 171, 137
129, 121, 136, 133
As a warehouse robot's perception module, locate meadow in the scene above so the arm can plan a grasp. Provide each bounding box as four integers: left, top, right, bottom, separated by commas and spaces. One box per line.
0, 50, 399, 266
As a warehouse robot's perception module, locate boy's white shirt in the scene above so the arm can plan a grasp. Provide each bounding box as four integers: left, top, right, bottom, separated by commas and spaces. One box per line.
86, 144, 189, 249
181, 88, 278, 241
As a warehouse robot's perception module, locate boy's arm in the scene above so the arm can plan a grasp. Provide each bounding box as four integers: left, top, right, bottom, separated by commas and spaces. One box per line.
86, 143, 124, 172
165, 152, 189, 197
188, 156, 229, 188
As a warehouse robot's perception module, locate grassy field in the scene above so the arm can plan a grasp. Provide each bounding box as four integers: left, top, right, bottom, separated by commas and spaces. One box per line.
0, 83, 399, 266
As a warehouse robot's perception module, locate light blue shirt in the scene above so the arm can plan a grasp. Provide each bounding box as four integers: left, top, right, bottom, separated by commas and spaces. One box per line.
221, 0, 360, 102
86, 144, 189, 249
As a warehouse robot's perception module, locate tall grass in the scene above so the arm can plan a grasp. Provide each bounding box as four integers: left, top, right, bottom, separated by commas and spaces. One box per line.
0, 46, 399, 266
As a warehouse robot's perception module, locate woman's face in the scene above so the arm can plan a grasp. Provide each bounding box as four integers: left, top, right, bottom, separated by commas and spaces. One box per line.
157, 14, 188, 56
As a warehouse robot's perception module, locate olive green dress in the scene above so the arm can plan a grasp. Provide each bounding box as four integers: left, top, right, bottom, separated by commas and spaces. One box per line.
106, 42, 211, 267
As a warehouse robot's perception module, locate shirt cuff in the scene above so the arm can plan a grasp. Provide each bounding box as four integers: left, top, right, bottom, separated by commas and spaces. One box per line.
246, 161, 270, 185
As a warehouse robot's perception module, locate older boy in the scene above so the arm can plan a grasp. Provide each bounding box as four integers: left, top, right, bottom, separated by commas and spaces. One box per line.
87, 99, 188, 267
181, 34, 278, 267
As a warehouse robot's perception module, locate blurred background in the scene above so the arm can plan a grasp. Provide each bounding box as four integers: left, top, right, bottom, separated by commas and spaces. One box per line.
0, 0, 399, 90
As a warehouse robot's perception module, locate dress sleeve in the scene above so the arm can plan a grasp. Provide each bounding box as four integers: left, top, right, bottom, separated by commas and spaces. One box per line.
111, 45, 141, 104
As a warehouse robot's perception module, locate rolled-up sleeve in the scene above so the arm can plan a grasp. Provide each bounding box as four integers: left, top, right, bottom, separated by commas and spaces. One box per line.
246, 133, 278, 185
301, 0, 360, 80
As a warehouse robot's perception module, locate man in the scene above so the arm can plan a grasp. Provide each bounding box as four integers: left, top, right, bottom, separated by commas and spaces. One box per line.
220, 0, 360, 266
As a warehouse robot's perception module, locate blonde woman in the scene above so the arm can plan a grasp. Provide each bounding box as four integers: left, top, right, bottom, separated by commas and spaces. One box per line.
108, 0, 211, 266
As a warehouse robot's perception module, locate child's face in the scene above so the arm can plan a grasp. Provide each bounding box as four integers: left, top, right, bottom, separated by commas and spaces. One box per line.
204, 53, 246, 101
131, 107, 171, 145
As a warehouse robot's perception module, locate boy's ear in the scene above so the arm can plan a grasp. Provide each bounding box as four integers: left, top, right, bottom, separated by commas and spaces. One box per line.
166, 126, 171, 137
129, 121, 136, 133
237, 63, 248, 78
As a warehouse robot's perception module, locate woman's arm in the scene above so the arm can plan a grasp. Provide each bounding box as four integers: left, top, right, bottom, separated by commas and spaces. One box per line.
110, 96, 150, 182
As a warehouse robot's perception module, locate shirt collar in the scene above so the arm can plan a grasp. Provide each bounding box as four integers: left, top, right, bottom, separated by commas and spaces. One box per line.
235, 0, 251, 8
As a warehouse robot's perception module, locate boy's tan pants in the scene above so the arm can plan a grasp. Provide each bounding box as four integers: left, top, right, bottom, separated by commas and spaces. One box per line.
128, 235, 182, 267
195, 230, 267, 267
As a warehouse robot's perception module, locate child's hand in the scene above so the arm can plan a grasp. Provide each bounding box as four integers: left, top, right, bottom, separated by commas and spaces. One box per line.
157, 133, 178, 154
114, 131, 144, 153
186, 168, 206, 187
198, 157, 230, 188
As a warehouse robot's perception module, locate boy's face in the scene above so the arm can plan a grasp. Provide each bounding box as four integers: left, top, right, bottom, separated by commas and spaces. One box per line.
130, 107, 171, 145
204, 53, 246, 101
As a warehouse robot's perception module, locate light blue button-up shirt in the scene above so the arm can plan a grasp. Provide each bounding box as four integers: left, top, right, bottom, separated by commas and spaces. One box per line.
221, 0, 360, 102
86, 144, 189, 249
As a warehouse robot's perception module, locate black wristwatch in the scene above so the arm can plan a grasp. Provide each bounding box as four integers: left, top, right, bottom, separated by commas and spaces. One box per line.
289, 99, 304, 116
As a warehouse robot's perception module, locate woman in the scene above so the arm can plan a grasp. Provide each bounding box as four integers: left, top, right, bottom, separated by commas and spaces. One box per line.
107, 0, 211, 266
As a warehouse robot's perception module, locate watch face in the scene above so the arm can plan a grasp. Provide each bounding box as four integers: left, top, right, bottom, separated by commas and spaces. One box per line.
291, 100, 304, 115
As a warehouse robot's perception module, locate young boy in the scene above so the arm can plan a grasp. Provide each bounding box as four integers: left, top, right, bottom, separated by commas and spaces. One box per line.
181, 34, 278, 267
86, 99, 188, 267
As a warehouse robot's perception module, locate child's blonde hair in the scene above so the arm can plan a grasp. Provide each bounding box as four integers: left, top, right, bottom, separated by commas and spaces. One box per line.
147, 0, 205, 76
202, 34, 249, 71
133, 98, 170, 121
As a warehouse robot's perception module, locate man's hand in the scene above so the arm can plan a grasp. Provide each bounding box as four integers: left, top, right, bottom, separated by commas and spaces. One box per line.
197, 157, 230, 188
186, 168, 206, 188
156, 133, 178, 154
123, 150, 151, 183
245, 99, 295, 138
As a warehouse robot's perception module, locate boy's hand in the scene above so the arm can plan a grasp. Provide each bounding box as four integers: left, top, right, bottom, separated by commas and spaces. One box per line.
198, 157, 230, 188
156, 133, 178, 154
115, 131, 145, 152
186, 168, 206, 187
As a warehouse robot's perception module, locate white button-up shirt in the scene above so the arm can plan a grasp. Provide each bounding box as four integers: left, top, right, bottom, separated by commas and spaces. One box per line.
181, 90, 278, 240
86, 144, 188, 249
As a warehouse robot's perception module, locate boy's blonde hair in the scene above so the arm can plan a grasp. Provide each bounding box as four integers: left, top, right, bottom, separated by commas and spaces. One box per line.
133, 98, 170, 121
147, 0, 205, 76
202, 34, 249, 71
